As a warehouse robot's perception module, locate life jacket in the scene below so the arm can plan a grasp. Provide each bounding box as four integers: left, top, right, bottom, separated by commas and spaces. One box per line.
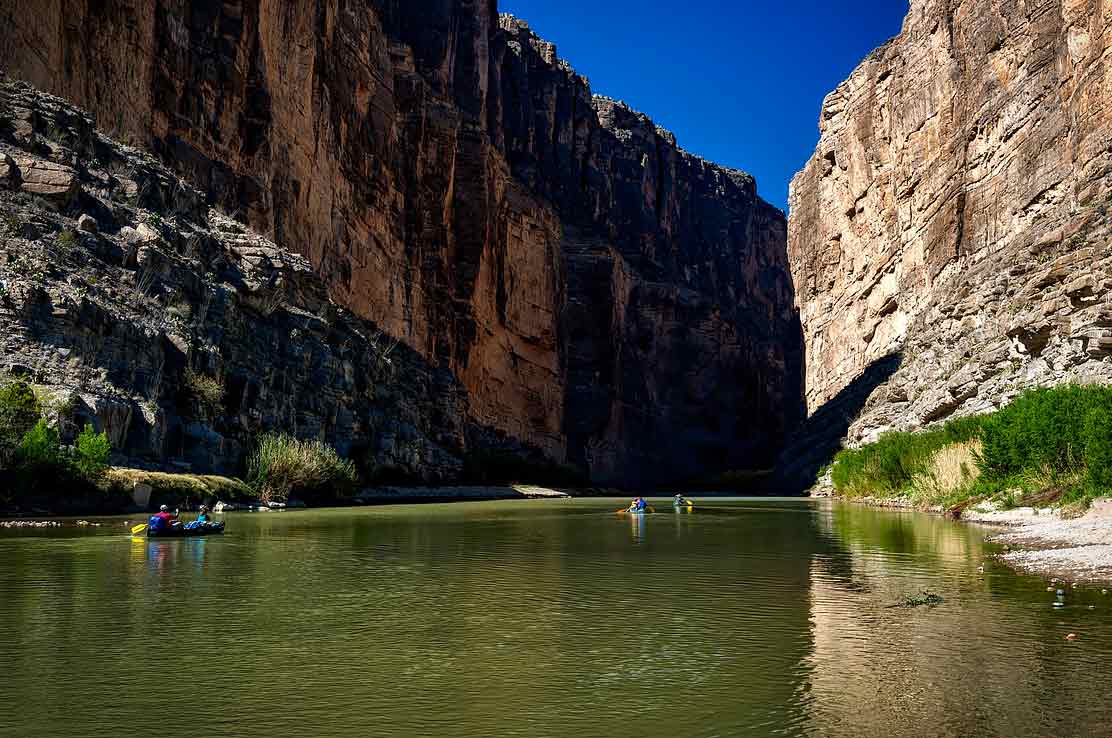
148, 515, 167, 532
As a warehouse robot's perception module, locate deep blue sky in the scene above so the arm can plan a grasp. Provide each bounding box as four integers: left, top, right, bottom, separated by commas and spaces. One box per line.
500, 1, 910, 211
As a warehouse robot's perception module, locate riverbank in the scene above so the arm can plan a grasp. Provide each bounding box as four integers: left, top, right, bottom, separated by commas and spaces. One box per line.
964, 499, 1112, 582
820, 491, 1112, 583
0, 472, 592, 519
351, 485, 573, 504
816, 385, 1112, 582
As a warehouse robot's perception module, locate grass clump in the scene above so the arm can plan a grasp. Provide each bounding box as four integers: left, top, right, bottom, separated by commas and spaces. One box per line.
247, 432, 357, 504
56, 229, 78, 250
830, 414, 989, 499
909, 440, 983, 508
105, 469, 253, 509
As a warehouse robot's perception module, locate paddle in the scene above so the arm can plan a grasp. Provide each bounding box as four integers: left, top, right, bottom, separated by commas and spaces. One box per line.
130, 523, 148, 535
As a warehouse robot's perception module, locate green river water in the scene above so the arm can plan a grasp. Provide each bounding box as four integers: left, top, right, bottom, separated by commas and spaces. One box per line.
1, 498, 1110, 738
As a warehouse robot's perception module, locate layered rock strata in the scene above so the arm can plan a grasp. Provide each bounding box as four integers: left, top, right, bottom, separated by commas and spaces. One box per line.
0, 3, 802, 484
788, 0, 1112, 446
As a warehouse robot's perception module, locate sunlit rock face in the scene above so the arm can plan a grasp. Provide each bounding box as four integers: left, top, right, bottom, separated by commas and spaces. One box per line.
789, 0, 1112, 442
0, 2, 803, 484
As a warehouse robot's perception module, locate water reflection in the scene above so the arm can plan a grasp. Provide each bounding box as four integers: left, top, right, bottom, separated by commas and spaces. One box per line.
628, 511, 645, 543
806, 502, 1112, 737
0, 501, 1109, 738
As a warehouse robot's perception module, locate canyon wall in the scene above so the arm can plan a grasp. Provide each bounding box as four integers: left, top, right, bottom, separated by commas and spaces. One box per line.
789, 0, 1112, 447
0, 1, 802, 484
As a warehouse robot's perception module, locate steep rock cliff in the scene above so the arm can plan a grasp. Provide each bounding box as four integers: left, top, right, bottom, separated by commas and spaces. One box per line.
0, 81, 471, 481
788, 0, 1112, 447
0, 2, 802, 484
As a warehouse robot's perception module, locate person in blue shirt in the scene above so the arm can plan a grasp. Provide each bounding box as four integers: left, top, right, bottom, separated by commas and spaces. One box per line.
197, 505, 212, 524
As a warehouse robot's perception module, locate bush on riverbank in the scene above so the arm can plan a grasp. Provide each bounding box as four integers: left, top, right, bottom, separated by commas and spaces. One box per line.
247, 432, 358, 504
0, 377, 114, 507
0, 379, 42, 470
978, 385, 1112, 504
830, 385, 1112, 509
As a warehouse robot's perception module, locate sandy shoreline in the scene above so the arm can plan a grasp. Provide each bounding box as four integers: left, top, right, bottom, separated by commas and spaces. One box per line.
352, 485, 574, 504
960, 500, 1112, 583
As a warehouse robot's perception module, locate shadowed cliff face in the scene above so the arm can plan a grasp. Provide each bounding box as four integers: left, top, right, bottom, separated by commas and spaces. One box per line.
789, 0, 1112, 446
0, 1, 803, 484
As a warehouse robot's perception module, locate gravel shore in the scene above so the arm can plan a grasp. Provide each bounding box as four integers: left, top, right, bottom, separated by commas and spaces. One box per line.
963, 500, 1112, 582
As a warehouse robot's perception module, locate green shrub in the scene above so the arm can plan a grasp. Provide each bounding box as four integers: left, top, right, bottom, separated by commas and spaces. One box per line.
13, 419, 69, 495
979, 385, 1112, 498
832, 385, 1112, 507
17, 419, 63, 471
0, 383, 115, 503
1084, 400, 1112, 489
980, 386, 1100, 478
247, 432, 357, 503
73, 425, 111, 481
0, 379, 42, 468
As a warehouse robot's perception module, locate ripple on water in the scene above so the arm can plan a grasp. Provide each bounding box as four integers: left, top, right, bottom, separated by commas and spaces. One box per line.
0, 499, 1111, 738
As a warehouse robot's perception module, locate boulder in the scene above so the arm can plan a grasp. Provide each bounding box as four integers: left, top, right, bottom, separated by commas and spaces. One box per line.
1, 154, 18, 188
76, 213, 98, 233
11, 155, 79, 204
132, 483, 153, 508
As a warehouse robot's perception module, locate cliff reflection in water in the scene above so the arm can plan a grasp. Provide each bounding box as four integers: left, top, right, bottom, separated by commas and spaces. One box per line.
806, 503, 1112, 737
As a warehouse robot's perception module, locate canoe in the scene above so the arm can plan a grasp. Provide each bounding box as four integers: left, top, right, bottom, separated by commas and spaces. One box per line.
147, 521, 225, 538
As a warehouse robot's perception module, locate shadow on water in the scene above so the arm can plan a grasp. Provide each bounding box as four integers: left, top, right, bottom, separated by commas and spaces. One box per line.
774, 352, 903, 493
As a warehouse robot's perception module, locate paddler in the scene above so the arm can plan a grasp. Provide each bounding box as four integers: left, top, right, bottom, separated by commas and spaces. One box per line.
148, 505, 178, 533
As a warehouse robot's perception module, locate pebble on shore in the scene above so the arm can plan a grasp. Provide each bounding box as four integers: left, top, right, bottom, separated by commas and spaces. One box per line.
0, 520, 62, 528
